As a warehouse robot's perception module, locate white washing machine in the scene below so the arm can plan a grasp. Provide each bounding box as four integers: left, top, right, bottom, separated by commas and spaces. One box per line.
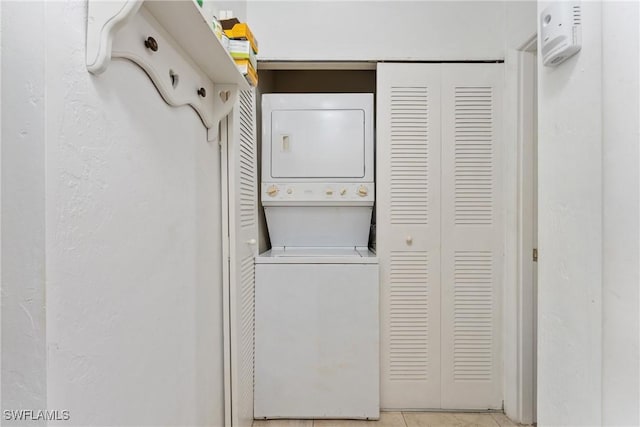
254, 94, 379, 420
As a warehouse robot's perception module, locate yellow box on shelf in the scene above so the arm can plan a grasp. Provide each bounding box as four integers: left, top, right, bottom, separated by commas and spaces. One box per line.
228, 40, 257, 71
223, 22, 259, 54
234, 59, 258, 87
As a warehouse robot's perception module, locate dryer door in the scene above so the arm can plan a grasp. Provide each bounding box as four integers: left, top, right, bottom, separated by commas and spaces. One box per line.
270, 109, 365, 178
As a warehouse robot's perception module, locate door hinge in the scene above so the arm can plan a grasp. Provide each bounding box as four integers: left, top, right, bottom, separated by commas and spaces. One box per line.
533, 248, 538, 262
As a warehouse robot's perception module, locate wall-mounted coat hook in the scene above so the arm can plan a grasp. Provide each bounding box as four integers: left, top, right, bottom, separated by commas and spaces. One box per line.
86, 0, 250, 142
144, 36, 158, 51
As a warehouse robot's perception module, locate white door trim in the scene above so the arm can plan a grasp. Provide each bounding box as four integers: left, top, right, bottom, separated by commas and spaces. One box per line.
221, 118, 232, 427
503, 34, 537, 425
226, 91, 259, 427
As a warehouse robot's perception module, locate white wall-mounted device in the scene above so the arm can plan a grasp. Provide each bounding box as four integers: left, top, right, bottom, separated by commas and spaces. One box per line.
540, 1, 582, 67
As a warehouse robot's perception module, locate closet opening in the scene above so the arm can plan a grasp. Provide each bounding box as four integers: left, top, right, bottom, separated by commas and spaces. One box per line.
249, 59, 537, 423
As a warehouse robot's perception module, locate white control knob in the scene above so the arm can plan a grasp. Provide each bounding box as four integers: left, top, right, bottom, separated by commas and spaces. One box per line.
406, 236, 413, 245
287, 188, 293, 195
267, 185, 279, 197
326, 189, 334, 196
340, 188, 347, 196
246, 238, 257, 245
357, 185, 369, 197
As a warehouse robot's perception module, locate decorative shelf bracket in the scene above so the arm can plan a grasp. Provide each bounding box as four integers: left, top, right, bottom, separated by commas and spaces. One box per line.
86, 0, 249, 142
86, 0, 144, 75
208, 84, 239, 142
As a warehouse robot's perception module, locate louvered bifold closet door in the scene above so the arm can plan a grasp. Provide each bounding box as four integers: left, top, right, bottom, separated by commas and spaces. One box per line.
228, 89, 258, 427
377, 63, 442, 409
440, 64, 503, 409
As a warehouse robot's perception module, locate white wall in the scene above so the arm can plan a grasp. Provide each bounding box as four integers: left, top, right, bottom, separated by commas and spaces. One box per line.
601, 1, 639, 424
213, 0, 247, 21
248, 1, 510, 61
537, 2, 603, 424
1, 2, 48, 421
505, 0, 537, 49
2, 2, 226, 425
537, 1, 639, 425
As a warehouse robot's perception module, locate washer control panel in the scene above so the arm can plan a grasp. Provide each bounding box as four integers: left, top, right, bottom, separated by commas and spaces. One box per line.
262, 182, 375, 203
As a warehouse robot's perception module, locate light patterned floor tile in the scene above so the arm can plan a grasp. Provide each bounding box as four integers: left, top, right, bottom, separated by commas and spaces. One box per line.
251, 412, 521, 427
253, 419, 314, 427
489, 413, 524, 427
402, 412, 500, 427
314, 411, 406, 427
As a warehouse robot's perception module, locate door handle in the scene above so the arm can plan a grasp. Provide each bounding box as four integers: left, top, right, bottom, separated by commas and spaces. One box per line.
246, 238, 257, 245
281, 135, 290, 152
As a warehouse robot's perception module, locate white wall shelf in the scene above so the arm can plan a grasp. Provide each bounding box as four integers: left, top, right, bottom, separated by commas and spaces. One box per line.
86, 0, 251, 141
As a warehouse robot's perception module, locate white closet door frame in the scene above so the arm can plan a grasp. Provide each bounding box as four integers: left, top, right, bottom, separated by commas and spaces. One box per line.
221, 113, 232, 427
503, 35, 538, 424
224, 90, 259, 427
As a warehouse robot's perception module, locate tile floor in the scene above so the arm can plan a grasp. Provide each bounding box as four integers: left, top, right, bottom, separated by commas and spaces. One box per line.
253, 412, 524, 427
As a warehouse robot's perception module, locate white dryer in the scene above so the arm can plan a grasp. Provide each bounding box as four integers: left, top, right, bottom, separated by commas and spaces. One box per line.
254, 94, 379, 420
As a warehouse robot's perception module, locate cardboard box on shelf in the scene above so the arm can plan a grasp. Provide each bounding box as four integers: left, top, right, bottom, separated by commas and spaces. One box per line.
228, 40, 257, 71
234, 59, 258, 87
220, 18, 259, 54
220, 33, 229, 51
212, 16, 223, 40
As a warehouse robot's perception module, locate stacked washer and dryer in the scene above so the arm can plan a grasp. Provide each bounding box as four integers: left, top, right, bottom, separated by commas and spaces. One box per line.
254, 94, 379, 419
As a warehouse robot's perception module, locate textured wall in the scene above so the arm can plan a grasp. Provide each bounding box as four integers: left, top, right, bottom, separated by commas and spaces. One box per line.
247, 1, 535, 61
537, 1, 640, 425
2, 2, 225, 425
601, 1, 640, 424
1, 3, 48, 422
537, 1, 603, 424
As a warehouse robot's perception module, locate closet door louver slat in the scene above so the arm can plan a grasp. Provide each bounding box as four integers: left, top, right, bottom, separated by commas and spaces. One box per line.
238, 92, 257, 229
389, 251, 430, 381
390, 86, 429, 226
228, 89, 258, 427
454, 86, 494, 226
453, 251, 494, 382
